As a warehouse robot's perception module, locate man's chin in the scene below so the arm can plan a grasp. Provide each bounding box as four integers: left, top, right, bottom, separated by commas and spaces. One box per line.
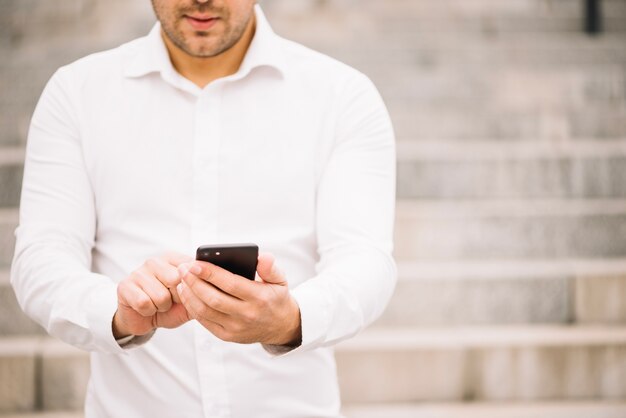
186, 47, 223, 59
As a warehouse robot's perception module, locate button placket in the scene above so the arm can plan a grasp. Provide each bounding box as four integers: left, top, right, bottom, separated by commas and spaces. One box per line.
191, 87, 222, 246
191, 86, 231, 418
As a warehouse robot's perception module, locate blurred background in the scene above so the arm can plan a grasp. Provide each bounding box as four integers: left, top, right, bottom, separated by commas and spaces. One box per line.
1, 0, 626, 417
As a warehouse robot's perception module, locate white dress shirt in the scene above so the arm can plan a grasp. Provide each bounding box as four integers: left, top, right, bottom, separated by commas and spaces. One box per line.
11, 6, 396, 418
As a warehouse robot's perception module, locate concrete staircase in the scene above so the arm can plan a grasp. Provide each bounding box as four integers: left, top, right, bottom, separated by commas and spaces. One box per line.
2, 0, 626, 416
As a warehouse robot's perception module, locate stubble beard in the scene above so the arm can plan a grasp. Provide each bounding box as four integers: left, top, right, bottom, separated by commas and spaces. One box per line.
156, 4, 253, 59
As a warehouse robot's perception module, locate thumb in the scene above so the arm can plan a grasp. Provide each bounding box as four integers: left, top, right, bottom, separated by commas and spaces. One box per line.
257, 253, 287, 286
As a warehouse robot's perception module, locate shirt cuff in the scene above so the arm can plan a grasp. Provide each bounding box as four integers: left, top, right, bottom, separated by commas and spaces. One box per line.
116, 334, 135, 346
85, 278, 129, 355
85, 277, 155, 353
263, 280, 331, 357
116, 330, 156, 349
261, 340, 300, 356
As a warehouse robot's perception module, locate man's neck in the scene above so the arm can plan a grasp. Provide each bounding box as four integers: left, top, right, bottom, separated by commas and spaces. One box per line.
162, 15, 256, 89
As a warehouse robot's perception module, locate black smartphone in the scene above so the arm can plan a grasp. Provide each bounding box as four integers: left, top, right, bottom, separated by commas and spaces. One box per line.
195, 243, 259, 280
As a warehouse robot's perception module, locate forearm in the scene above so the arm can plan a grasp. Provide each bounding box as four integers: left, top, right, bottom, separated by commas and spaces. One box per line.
291, 245, 396, 351
11, 232, 123, 354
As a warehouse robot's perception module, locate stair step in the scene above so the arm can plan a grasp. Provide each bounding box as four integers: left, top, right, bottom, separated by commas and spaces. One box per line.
340, 325, 626, 351
0, 208, 18, 268
266, 0, 626, 19
2, 325, 626, 412
371, 66, 626, 109
391, 106, 626, 142
0, 270, 45, 336
396, 140, 626, 199
359, 0, 626, 20
0, 147, 24, 207
395, 199, 626, 260
1, 0, 154, 51
325, 36, 626, 72
377, 259, 626, 327
274, 21, 626, 53
0, 338, 88, 414
397, 140, 626, 160
335, 325, 626, 403
342, 401, 626, 418
267, 0, 626, 41
0, 337, 40, 414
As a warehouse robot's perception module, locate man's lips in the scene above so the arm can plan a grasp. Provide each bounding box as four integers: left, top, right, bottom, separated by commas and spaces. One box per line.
184, 15, 219, 31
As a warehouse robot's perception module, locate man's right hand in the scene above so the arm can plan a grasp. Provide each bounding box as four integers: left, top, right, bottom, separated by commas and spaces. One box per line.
113, 252, 193, 339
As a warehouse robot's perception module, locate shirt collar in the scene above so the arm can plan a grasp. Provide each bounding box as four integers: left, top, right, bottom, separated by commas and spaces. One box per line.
238, 5, 287, 78
124, 5, 286, 80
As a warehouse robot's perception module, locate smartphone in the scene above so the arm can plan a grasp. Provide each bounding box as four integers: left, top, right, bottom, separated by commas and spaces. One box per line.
195, 243, 259, 280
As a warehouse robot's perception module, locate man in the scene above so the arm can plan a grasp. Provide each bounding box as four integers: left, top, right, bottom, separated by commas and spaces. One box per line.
11, 0, 397, 416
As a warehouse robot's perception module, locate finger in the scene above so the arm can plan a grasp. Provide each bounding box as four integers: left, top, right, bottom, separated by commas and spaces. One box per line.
155, 303, 190, 329
170, 287, 182, 304
256, 252, 287, 285
189, 261, 258, 301
175, 263, 194, 302
177, 281, 229, 324
182, 269, 243, 315
146, 257, 181, 289
135, 269, 173, 313
122, 281, 158, 317
177, 263, 193, 278
163, 252, 194, 267
197, 317, 229, 341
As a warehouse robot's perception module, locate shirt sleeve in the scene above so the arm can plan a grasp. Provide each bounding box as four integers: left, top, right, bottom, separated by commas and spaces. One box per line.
10, 66, 149, 354
283, 72, 397, 355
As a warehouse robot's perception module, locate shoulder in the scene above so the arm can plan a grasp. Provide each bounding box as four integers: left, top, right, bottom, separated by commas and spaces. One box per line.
274, 36, 393, 142
276, 36, 377, 96
35, 35, 150, 127
53, 35, 147, 87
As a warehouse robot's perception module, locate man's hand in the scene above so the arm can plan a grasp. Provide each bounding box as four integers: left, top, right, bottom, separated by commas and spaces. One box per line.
113, 252, 193, 339
177, 253, 301, 347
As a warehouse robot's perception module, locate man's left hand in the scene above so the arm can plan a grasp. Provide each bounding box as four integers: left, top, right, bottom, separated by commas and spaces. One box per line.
176, 253, 301, 347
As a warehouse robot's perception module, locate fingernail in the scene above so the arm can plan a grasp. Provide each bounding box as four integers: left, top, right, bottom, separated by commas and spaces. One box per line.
190, 264, 202, 275
272, 264, 284, 278
177, 282, 184, 295
178, 264, 189, 277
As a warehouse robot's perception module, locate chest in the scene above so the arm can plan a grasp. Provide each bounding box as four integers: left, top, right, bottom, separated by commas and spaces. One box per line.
80, 76, 334, 228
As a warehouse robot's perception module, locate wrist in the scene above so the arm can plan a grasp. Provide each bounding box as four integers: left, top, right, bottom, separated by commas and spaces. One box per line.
112, 310, 132, 340
276, 297, 302, 347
